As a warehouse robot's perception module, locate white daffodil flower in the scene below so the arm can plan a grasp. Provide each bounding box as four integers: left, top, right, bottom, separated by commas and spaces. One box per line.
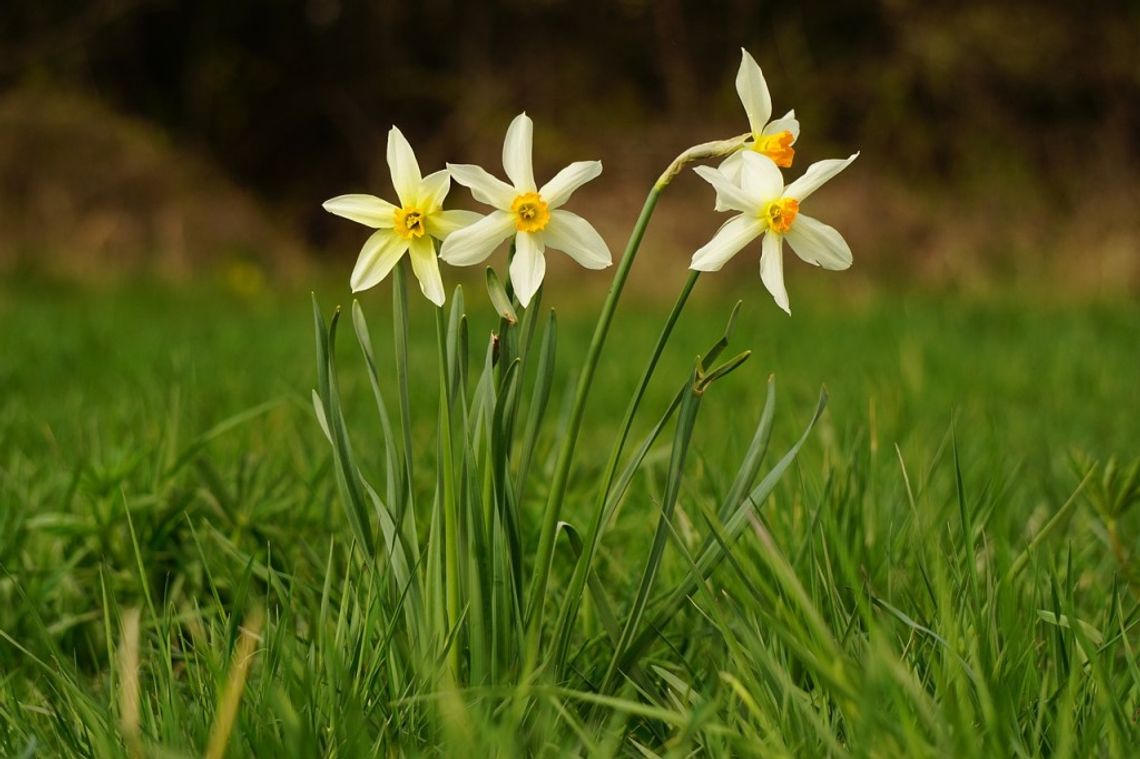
439, 112, 612, 307
718, 48, 801, 190
691, 150, 858, 314
322, 126, 480, 306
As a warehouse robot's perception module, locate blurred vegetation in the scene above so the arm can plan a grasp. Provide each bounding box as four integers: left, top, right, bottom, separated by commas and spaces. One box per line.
1, 0, 1138, 290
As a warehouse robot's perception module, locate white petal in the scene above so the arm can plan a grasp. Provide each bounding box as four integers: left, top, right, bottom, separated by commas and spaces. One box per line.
539, 160, 602, 209
690, 215, 764, 272
762, 110, 800, 141
543, 210, 611, 269
502, 112, 536, 192
509, 232, 546, 308
694, 165, 756, 214
759, 232, 790, 314
446, 163, 517, 209
717, 151, 746, 186
351, 229, 408, 292
438, 210, 515, 266
736, 48, 772, 135
323, 194, 396, 228
386, 126, 422, 207
784, 214, 853, 270
416, 169, 451, 211
784, 152, 859, 202
408, 236, 445, 306
739, 152, 785, 204
426, 209, 482, 240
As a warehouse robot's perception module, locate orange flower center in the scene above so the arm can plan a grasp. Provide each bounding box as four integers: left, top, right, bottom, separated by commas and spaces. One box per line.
393, 207, 426, 240
511, 192, 550, 232
763, 197, 799, 234
751, 130, 796, 168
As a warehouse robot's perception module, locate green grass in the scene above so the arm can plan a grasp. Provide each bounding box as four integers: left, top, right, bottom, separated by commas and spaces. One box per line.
2, 276, 1139, 756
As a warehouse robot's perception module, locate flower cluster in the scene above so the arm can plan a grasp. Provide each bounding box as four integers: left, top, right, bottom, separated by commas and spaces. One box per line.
691, 49, 858, 314
324, 48, 857, 313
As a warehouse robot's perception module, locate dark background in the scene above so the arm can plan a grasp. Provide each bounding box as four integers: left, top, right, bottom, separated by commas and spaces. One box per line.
2, 0, 1137, 291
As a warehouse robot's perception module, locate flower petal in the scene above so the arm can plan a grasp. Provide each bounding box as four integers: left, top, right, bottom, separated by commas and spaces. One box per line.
426, 209, 482, 240
539, 160, 602, 209
784, 152, 859, 202
785, 213, 853, 270
690, 214, 764, 272
416, 169, 451, 212
323, 194, 397, 228
408, 236, 445, 306
386, 126, 423, 207
736, 48, 773, 135
694, 165, 756, 214
351, 229, 408, 292
759, 232, 790, 314
509, 231, 546, 308
762, 109, 800, 141
446, 163, 517, 209
717, 151, 746, 186
438, 210, 515, 265
739, 152, 785, 204
502, 112, 536, 192
543, 210, 612, 269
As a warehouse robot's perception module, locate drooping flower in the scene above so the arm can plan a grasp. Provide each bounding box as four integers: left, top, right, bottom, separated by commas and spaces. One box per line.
323, 126, 480, 305
718, 48, 801, 189
439, 113, 612, 307
691, 150, 858, 314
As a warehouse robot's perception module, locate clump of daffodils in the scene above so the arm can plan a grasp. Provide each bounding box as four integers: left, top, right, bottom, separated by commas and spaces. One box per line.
313, 47, 860, 696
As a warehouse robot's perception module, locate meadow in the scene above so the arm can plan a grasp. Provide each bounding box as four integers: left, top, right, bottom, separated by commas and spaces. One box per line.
1, 276, 1138, 756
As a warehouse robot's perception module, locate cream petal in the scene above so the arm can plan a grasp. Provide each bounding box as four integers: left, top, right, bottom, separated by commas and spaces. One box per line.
539, 160, 602, 209
762, 110, 800, 141
690, 214, 764, 272
386, 126, 423, 208
351, 229, 408, 292
438, 210, 515, 265
543, 210, 612, 269
784, 152, 859, 202
509, 231, 546, 308
717, 151, 746, 187
785, 214, 853, 270
322, 194, 397, 228
759, 232, 790, 314
408, 236, 445, 306
502, 112, 536, 192
694, 165, 756, 214
736, 48, 773, 135
739, 152, 785, 205
446, 163, 517, 209
426, 209, 482, 240
417, 169, 451, 211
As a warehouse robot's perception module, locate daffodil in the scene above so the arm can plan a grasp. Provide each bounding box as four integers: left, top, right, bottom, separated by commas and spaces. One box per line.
323, 126, 480, 306
691, 150, 858, 314
718, 48, 801, 189
439, 113, 612, 307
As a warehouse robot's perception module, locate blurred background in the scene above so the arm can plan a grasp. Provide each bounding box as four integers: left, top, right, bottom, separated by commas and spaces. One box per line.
2, 0, 1138, 294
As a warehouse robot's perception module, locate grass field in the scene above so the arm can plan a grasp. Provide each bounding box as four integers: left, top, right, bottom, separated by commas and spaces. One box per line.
2, 276, 1139, 756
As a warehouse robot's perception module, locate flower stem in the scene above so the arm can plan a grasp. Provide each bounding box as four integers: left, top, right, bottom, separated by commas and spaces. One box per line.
524, 184, 663, 652
436, 304, 460, 678
551, 268, 700, 673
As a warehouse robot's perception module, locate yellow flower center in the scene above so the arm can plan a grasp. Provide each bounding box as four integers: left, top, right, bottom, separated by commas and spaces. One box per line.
510, 192, 550, 232
751, 130, 796, 168
393, 207, 427, 240
762, 197, 799, 234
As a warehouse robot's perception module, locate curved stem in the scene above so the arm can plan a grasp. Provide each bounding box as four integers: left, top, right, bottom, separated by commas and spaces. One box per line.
523, 186, 662, 661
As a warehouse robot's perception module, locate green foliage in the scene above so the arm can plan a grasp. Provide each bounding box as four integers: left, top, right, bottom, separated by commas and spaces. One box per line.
2, 280, 1140, 755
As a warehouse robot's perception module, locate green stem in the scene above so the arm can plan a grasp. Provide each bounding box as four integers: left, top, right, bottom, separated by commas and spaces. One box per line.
435, 305, 461, 678
524, 184, 663, 653
551, 269, 700, 672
